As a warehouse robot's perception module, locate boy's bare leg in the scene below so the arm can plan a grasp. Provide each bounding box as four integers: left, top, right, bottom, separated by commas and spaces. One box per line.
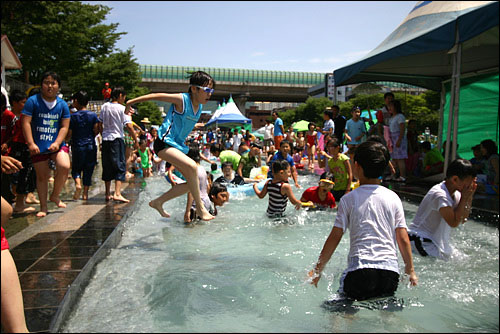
113, 180, 129, 203
82, 186, 90, 200
49, 151, 70, 208
73, 177, 82, 200
33, 160, 50, 217
157, 148, 214, 221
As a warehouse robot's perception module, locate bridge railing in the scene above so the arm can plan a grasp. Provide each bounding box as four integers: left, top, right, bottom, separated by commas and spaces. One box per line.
139, 65, 325, 86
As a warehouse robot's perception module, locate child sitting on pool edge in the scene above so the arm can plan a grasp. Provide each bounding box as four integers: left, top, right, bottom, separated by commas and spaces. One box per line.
253, 160, 302, 218
310, 140, 417, 301
300, 172, 336, 210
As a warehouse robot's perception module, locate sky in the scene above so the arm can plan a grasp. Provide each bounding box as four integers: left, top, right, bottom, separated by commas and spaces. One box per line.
88, 1, 417, 73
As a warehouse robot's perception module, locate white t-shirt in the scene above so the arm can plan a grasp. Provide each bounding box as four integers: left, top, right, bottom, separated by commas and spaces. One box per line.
264, 124, 274, 140
232, 133, 243, 151
408, 181, 460, 260
389, 113, 406, 134
323, 119, 335, 134
334, 184, 407, 275
99, 102, 130, 141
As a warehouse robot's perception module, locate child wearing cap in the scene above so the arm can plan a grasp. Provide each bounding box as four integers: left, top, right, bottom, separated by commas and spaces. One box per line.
300, 172, 336, 209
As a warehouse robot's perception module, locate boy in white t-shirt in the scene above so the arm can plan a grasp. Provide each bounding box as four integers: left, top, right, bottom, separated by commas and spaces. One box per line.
310, 141, 417, 301
408, 159, 477, 261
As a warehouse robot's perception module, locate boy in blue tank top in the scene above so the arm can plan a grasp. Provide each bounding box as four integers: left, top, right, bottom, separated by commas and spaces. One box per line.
125, 71, 215, 221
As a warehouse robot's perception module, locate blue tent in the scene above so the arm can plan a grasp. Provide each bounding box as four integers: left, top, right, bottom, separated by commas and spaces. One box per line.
333, 1, 499, 170
333, 1, 499, 90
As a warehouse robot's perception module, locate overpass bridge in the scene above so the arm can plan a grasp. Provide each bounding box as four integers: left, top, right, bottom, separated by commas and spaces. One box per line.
138, 65, 326, 111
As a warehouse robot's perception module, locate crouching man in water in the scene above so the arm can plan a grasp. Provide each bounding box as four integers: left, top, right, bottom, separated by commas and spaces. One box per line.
407, 159, 477, 261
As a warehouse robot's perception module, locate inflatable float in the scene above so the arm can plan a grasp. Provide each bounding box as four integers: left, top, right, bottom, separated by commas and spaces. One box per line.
226, 166, 269, 197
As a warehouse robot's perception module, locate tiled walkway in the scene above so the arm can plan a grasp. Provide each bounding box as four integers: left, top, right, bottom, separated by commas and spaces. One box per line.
5, 179, 142, 333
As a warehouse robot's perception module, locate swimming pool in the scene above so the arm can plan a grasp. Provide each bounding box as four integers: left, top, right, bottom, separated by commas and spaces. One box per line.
60, 167, 499, 333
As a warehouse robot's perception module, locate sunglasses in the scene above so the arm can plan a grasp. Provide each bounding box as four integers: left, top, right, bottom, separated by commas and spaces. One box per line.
194, 85, 214, 94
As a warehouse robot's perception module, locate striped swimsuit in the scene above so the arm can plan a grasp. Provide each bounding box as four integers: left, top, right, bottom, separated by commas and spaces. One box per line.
266, 180, 288, 217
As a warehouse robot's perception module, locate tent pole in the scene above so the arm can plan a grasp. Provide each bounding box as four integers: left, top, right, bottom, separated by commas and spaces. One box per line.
437, 81, 446, 152
451, 42, 462, 162
444, 51, 457, 174
444, 25, 460, 173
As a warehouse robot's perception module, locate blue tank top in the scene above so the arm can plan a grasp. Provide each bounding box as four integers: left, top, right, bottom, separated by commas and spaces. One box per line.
158, 93, 202, 154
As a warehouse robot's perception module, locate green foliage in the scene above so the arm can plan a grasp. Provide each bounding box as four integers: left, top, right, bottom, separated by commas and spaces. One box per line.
67, 49, 141, 99
127, 87, 163, 126
278, 97, 332, 128
275, 91, 440, 136
1, 1, 124, 85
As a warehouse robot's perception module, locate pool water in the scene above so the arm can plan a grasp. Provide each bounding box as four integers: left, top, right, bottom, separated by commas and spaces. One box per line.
61, 166, 499, 333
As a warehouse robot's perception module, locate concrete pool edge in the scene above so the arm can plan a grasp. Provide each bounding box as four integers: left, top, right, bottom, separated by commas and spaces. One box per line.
48, 180, 144, 333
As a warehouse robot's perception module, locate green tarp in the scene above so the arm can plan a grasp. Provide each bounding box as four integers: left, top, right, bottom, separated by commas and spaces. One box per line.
443, 73, 499, 160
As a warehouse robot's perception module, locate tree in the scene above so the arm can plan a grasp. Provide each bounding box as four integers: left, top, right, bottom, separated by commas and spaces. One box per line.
127, 86, 163, 126
1, 1, 124, 84
67, 49, 142, 99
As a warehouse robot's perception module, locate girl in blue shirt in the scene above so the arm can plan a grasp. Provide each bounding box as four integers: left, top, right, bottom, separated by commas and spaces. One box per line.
21, 71, 71, 217
125, 71, 215, 221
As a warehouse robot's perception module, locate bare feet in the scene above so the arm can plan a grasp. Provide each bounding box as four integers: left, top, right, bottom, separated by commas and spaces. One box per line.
49, 196, 67, 208
36, 210, 47, 217
112, 194, 130, 203
149, 200, 170, 218
73, 186, 82, 200
13, 206, 36, 214
196, 208, 215, 221
82, 192, 88, 201
25, 193, 39, 204
105, 194, 112, 202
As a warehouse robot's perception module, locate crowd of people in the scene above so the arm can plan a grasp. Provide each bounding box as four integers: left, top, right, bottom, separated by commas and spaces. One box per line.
0, 69, 498, 332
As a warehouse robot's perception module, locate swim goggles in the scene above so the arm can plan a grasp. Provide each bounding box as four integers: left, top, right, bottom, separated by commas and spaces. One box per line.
192, 85, 214, 94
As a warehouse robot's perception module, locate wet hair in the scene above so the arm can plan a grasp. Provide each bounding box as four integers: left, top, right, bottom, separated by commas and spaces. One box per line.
9, 89, 27, 103
446, 159, 476, 179
209, 182, 227, 199
188, 71, 215, 93
111, 86, 126, 100
251, 142, 262, 150
221, 161, 233, 170
272, 159, 290, 174
331, 105, 340, 112
354, 141, 390, 179
326, 138, 340, 148
40, 71, 61, 87
210, 163, 218, 172
319, 171, 335, 182
210, 144, 222, 155
480, 139, 498, 158
72, 90, 89, 107
186, 143, 201, 163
